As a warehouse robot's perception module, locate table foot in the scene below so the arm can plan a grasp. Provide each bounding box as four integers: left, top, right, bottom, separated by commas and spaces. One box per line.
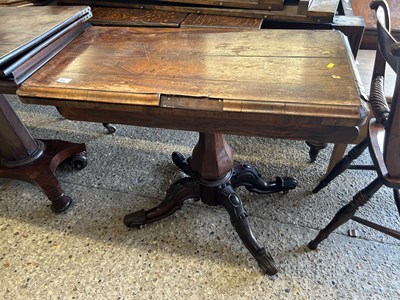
231, 162, 297, 194
124, 177, 200, 227
0, 139, 87, 212
102, 123, 116, 134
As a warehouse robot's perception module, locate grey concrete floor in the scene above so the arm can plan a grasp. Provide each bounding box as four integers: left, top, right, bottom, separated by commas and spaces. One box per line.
0, 95, 399, 299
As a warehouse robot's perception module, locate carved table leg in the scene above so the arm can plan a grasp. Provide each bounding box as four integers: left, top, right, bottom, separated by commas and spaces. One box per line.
0, 95, 87, 212
125, 132, 297, 274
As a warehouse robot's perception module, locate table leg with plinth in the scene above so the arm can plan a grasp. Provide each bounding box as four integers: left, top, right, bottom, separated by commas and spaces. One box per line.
0, 94, 88, 212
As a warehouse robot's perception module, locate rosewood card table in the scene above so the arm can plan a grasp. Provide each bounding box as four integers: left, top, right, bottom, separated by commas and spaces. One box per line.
17, 25, 367, 274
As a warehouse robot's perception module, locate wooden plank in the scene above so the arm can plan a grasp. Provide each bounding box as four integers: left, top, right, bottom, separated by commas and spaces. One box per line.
181, 13, 262, 28
90, 7, 188, 27
59, 0, 333, 23
144, 0, 284, 10
18, 26, 366, 126
19, 97, 361, 143
307, 0, 340, 18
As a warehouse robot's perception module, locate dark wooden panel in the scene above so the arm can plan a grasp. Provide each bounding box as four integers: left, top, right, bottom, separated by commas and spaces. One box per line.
181, 13, 262, 28
90, 7, 188, 27
144, 0, 284, 10
19, 96, 361, 144
59, 0, 335, 23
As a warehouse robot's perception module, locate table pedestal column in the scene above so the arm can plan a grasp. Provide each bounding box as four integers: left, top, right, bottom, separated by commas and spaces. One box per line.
0, 94, 87, 212
124, 132, 298, 275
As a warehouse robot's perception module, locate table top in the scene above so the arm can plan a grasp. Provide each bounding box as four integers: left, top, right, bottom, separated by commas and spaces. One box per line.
18, 25, 367, 127
0, 6, 91, 66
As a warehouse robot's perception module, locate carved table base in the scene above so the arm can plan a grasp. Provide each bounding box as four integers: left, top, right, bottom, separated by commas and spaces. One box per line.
124, 132, 297, 275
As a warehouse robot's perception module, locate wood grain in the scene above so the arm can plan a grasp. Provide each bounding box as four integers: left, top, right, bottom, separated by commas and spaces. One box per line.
143, 0, 284, 10
181, 13, 262, 28
58, 0, 335, 23
90, 7, 188, 27
18, 26, 366, 125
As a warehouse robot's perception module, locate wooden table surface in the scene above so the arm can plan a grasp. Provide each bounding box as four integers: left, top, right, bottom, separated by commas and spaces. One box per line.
17, 26, 368, 143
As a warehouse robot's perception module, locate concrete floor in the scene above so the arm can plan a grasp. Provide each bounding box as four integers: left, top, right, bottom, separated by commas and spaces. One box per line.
0, 94, 399, 299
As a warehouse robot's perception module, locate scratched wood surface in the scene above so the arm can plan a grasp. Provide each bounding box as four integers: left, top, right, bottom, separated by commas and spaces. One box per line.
18, 26, 366, 126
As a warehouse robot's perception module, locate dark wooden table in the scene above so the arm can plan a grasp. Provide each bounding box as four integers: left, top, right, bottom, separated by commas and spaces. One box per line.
0, 6, 91, 212
17, 25, 367, 274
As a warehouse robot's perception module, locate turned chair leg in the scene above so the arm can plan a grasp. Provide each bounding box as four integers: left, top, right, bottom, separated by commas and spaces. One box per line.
394, 189, 400, 217
305, 141, 328, 162
313, 138, 369, 193
308, 177, 383, 250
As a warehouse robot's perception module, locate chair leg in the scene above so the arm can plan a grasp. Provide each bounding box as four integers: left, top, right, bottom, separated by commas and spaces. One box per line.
313, 138, 369, 193
394, 189, 400, 217
305, 141, 328, 162
308, 177, 383, 250
327, 143, 347, 174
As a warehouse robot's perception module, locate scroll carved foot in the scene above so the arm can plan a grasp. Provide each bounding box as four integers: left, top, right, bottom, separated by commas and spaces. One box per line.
231, 162, 297, 194
172, 152, 298, 195
172, 151, 194, 176
124, 177, 200, 227
217, 184, 278, 275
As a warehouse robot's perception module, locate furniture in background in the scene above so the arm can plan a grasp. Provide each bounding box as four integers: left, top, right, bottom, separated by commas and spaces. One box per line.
0, 6, 91, 211
352, 0, 400, 49
309, 0, 400, 250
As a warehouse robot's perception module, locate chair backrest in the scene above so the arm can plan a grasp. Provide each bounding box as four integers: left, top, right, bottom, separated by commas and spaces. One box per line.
370, 0, 400, 177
